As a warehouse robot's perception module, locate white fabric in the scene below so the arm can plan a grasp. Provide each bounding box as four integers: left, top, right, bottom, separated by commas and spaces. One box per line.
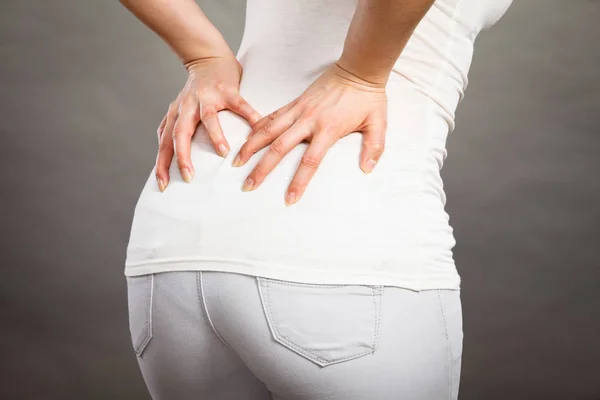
124, 0, 513, 291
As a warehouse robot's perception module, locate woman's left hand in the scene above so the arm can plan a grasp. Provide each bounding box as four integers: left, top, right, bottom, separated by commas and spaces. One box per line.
231, 61, 388, 206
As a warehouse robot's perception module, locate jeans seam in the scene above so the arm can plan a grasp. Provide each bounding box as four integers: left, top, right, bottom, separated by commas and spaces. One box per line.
373, 286, 383, 351
196, 271, 234, 350
437, 289, 453, 400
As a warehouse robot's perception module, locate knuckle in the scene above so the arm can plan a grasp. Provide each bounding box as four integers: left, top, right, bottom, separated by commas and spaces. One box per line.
372, 141, 385, 151
175, 154, 187, 169
315, 118, 332, 133
302, 106, 318, 119
157, 141, 172, 154
259, 121, 274, 137
201, 104, 217, 119
365, 139, 385, 152
168, 102, 178, 114
269, 139, 286, 156
297, 112, 313, 127
215, 80, 227, 92
251, 164, 265, 179
178, 95, 194, 108
172, 128, 187, 144
172, 126, 189, 139
179, 99, 197, 116
272, 107, 287, 119
300, 154, 320, 170
196, 87, 207, 98
155, 169, 167, 179
294, 97, 309, 110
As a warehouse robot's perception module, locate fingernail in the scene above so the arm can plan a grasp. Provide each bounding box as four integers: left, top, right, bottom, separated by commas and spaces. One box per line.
364, 158, 377, 174
218, 143, 229, 157
285, 191, 297, 206
242, 177, 255, 192
157, 178, 166, 192
182, 168, 194, 183
232, 153, 241, 167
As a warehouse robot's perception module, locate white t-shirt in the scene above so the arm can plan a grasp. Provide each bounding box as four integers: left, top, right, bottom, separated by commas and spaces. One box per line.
124, 0, 513, 291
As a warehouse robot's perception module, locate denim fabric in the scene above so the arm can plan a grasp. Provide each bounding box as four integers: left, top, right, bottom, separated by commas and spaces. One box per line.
127, 270, 463, 400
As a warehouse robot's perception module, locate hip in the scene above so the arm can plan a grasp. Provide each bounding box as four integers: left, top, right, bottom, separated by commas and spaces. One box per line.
127, 270, 463, 399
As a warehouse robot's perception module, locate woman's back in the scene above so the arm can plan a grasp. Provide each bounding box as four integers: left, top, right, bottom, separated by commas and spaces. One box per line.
124, 0, 512, 290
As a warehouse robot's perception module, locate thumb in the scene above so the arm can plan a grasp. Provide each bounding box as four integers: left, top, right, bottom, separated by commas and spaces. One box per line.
359, 113, 387, 174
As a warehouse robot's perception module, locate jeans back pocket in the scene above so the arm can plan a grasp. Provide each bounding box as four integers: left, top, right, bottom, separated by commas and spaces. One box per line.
257, 277, 383, 367
126, 274, 154, 357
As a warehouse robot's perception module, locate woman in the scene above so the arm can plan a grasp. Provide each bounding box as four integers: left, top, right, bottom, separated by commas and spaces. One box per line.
120, 0, 512, 399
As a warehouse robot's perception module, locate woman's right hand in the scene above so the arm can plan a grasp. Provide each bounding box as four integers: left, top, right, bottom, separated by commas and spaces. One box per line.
155, 55, 262, 192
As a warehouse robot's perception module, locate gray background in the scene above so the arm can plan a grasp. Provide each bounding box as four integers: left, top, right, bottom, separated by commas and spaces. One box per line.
1, 0, 598, 399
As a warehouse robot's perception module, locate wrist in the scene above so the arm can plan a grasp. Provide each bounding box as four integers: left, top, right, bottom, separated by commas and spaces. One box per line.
179, 34, 235, 72
183, 51, 235, 73
182, 46, 237, 72
334, 57, 389, 90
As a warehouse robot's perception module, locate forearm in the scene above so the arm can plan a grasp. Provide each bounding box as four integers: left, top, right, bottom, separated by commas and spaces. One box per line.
119, 0, 232, 68
338, 0, 435, 85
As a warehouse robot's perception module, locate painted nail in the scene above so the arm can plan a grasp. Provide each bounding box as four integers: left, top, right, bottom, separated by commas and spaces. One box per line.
285, 191, 297, 206
218, 143, 229, 157
182, 168, 193, 183
242, 177, 255, 192
157, 178, 166, 192
232, 153, 242, 167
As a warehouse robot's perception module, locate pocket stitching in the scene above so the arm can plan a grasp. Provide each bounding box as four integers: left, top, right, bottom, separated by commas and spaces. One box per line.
133, 274, 154, 357
373, 286, 383, 350
260, 278, 382, 366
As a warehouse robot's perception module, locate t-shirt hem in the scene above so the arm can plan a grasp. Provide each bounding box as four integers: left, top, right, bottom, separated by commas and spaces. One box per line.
124, 258, 460, 292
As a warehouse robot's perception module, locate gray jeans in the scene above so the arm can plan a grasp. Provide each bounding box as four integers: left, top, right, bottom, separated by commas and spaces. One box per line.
126, 271, 463, 400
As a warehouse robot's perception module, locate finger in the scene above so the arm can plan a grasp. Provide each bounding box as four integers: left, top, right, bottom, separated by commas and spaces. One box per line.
200, 100, 230, 158
247, 98, 299, 139
172, 99, 198, 183
156, 114, 167, 144
285, 127, 337, 206
241, 119, 310, 192
226, 93, 262, 127
359, 113, 387, 174
233, 107, 300, 167
156, 107, 177, 191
